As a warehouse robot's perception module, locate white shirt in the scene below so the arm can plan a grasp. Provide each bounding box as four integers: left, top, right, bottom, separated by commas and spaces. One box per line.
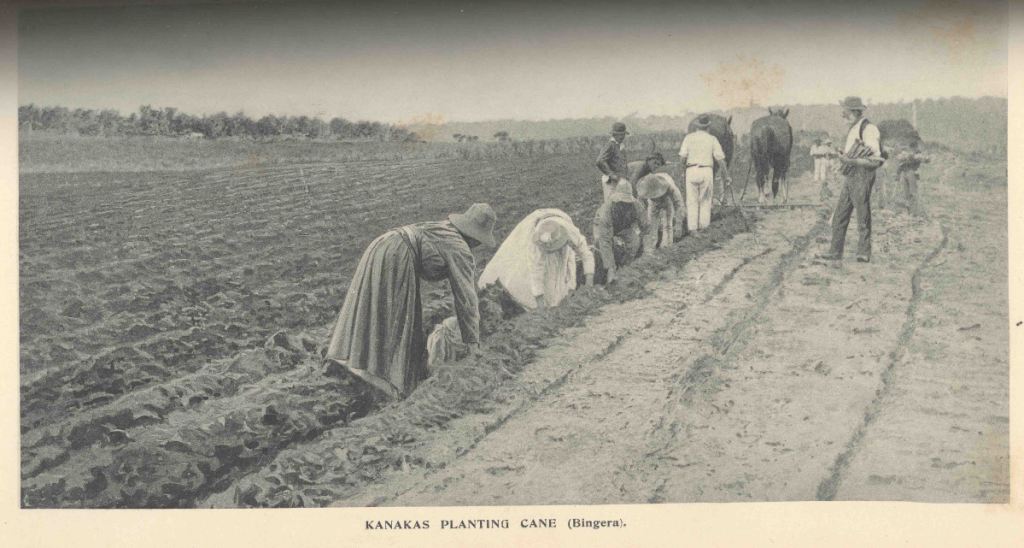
678, 130, 726, 167
527, 216, 594, 299
844, 117, 881, 158
477, 209, 594, 309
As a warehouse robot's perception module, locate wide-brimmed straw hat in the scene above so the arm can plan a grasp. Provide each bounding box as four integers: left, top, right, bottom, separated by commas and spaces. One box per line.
611, 122, 630, 135
449, 203, 497, 247
609, 180, 636, 203
636, 173, 672, 200
693, 114, 712, 129
840, 96, 867, 111
533, 217, 570, 253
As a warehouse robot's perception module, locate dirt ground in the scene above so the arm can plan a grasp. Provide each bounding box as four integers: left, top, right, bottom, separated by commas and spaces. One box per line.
335, 160, 1008, 506
20, 144, 1008, 508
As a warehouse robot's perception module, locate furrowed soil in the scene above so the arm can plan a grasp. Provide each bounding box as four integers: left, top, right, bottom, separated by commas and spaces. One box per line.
352, 157, 1008, 506
20, 140, 1007, 507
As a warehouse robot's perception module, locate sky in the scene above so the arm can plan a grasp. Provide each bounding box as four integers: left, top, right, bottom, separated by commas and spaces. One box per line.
16, 0, 1009, 124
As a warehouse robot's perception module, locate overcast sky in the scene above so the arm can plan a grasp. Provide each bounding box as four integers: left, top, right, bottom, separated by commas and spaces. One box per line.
17, 0, 1008, 123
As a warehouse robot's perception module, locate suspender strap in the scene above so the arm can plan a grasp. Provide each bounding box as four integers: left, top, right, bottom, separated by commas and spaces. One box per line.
395, 226, 422, 278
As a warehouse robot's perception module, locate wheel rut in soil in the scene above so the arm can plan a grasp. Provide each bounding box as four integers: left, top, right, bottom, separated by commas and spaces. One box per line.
815, 222, 950, 501
637, 215, 829, 502
351, 209, 822, 507
217, 210, 757, 507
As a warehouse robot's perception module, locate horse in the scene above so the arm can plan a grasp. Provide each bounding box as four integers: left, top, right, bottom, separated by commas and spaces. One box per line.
686, 112, 735, 168
749, 107, 793, 204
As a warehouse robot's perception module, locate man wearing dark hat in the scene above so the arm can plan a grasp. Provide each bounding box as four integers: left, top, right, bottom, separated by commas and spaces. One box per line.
596, 122, 630, 199
678, 114, 732, 232
818, 96, 884, 263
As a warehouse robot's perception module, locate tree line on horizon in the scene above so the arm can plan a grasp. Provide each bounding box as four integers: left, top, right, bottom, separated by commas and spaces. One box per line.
17, 104, 421, 142
18, 96, 1007, 154
426, 96, 1007, 154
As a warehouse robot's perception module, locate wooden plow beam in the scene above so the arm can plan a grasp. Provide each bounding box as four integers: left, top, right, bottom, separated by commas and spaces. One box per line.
733, 203, 822, 209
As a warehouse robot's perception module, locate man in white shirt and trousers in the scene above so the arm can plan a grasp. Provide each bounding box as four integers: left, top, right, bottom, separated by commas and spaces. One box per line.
818, 96, 885, 263
678, 114, 733, 232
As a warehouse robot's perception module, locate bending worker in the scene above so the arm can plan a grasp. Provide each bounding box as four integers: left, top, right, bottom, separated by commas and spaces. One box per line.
593, 180, 649, 284
325, 203, 498, 399
636, 172, 685, 251
627, 152, 667, 188
478, 208, 595, 310
679, 114, 732, 232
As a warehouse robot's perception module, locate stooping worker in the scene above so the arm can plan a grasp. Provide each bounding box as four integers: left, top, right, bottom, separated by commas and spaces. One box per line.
426, 296, 505, 369
324, 203, 498, 399
626, 152, 667, 188
818, 96, 885, 263
478, 208, 595, 310
636, 172, 685, 252
678, 114, 732, 232
596, 122, 630, 199
593, 179, 649, 284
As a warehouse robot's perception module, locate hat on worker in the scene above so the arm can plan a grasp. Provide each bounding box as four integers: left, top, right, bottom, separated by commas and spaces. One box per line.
449, 203, 497, 247
636, 173, 671, 200
533, 217, 570, 253
611, 122, 630, 135
609, 180, 636, 203
840, 96, 867, 111
824, 137, 833, 145
693, 114, 712, 129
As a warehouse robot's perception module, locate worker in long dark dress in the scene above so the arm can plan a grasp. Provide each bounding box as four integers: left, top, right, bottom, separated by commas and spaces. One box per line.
325, 203, 498, 399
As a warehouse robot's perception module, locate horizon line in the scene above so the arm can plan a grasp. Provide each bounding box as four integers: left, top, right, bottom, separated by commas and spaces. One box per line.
17, 93, 1009, 127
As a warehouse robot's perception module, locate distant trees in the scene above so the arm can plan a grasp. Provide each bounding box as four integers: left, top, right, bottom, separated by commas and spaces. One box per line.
493, 130, 511, 142
452, 133, 480, 143
17, 103, 419, 142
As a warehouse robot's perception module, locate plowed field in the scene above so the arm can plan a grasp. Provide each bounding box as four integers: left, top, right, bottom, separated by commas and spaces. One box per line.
20, 140, 1006, 508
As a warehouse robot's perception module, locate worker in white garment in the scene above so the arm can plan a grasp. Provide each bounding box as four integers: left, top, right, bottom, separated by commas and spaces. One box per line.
678, 114, 733, 231
636, 172, 685, 251
478, 208, 595, 310
811, 139, 831, 183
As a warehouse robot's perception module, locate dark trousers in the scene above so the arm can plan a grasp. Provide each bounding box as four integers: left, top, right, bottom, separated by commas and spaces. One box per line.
897, 169, 919, 211
829, 168, 876, 258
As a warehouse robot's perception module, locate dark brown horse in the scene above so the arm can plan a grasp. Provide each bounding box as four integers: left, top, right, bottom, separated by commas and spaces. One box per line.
749, 107, 793, 204
686, 112, 735, 168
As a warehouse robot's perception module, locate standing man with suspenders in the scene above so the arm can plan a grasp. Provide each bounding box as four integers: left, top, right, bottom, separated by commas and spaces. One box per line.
818, 96, 885, 263
678, 114, 732, 232
596, 122, 630, 200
